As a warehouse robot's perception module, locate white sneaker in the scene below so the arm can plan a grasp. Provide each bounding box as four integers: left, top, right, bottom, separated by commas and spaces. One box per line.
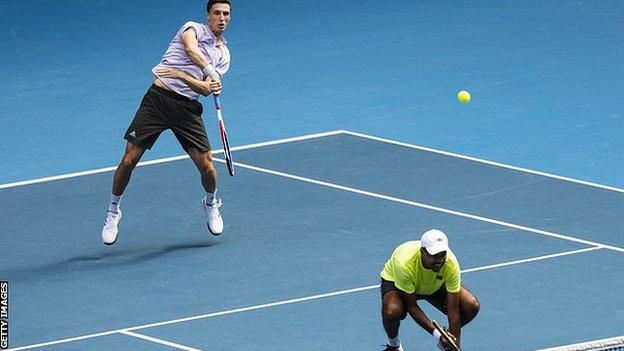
382, 344, 404, 351
202, 196, 223, 235
102, 210, 122, 245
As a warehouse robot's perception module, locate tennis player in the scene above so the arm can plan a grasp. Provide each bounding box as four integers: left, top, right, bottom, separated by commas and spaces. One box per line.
101, 0, 232, 245
380, 229, 480, 351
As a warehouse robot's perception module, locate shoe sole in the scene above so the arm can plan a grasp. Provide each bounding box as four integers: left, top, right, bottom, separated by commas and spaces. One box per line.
103, 212, 122, 246
202, 198, 223, 236
207, 224, 222, 236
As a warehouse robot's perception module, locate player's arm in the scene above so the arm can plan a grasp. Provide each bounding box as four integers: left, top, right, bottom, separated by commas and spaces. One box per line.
401, 290, 458, 350
399, 290, 436, 334
181, 28, 219, 79
154, 67, 221, 96
446, 291, 462, 346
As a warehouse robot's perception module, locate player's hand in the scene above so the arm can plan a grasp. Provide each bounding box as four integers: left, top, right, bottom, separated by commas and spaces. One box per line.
439, 332, 458, 350
209, 78, 222, 95
154, 67, 185, 79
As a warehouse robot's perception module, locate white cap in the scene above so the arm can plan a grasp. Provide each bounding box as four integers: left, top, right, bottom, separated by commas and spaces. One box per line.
421, 229, 449, 255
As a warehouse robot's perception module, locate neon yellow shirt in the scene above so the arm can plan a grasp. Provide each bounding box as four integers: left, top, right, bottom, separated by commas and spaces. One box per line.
380, 241, 461, 295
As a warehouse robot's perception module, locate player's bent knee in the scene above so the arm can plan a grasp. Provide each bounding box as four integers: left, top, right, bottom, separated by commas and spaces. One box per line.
195, 152, 215, 173
383, 304, 406, 321
462, 297, 480, 324
471, 297, 481, 316
120, 155, 140, 170
201, 163, 217, 176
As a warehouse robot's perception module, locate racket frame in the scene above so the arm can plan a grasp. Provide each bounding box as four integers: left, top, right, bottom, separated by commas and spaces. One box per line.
432, 320, 462, 351
213, 95, 235, 176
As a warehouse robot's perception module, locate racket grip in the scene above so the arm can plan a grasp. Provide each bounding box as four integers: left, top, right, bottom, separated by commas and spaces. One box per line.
213, 94, 221, 110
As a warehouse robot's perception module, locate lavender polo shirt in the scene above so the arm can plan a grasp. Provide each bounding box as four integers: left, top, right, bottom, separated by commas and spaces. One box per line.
152, 21, 230, 100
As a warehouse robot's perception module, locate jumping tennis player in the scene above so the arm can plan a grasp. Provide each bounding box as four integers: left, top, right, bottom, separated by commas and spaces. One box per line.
101, 0, 232, 245
380, 229, 480, 350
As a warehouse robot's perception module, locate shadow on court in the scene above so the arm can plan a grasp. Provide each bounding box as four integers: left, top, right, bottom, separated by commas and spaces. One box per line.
3, 240, 218, 281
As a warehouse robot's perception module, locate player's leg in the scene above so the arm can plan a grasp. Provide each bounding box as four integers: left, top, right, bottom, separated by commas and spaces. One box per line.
102, 141, 148, 245
457, 285, 480, 326
187, 147, 218, 194
187, 147, 223, 235
111, 141, 147, 196
169, 96, 224, 236
168, 97, 215, 194
380, 279, 406, 351
426, 285, 480, 326
102, 85, 166, 245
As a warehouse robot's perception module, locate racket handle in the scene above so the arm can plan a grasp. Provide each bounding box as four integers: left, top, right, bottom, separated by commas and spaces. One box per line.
213, 94, 221, 110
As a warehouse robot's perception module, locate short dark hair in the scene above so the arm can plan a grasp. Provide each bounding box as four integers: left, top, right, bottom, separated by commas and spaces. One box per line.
207, 0, 231, 13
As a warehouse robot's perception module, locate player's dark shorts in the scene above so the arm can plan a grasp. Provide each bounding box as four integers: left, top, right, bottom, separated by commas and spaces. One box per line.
380, 278, 449, 319
124, 84, 210, 152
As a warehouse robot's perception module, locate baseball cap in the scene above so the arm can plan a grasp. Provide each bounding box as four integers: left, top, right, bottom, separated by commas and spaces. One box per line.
421, 229, 449, 255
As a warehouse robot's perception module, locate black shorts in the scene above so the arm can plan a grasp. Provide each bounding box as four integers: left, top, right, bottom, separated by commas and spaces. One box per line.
124, 84, 211, 152
380, 278, 448, 319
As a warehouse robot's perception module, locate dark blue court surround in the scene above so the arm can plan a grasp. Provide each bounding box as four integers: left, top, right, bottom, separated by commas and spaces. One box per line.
1, 0, 623, 187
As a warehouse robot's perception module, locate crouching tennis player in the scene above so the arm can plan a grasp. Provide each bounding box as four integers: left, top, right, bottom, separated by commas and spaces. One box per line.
380, 229, 480, 351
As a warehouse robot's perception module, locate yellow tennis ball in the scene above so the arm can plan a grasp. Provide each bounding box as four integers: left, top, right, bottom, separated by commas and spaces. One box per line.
457, 90, 471, 104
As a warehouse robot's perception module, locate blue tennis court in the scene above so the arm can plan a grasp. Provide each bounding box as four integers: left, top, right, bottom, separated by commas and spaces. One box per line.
2, 131, 623, 350
1, 0, 623, 350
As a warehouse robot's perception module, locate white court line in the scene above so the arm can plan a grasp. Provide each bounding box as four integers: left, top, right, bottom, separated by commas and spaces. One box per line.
124, 248, 600, 332
120, 330, 202, 351
461, 246, 602, 274
342, 130, 624, 194
533, 334, 624, 351
6, 246, 602, 351
6, 330, 121, 351
219, 159, 624, 254
228, 129, 347, 152
0, 155, 188, 190
3, 129, 624, 195
0, 130, 346, 190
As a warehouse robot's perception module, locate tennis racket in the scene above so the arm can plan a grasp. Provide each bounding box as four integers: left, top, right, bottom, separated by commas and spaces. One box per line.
432, 320, 462, 351
213, 94, 235, 176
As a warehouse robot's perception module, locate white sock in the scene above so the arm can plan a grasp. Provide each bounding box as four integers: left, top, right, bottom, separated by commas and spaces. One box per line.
206, 189, 217, 203
108, 194, 122, 213
387, 336, 400, 347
